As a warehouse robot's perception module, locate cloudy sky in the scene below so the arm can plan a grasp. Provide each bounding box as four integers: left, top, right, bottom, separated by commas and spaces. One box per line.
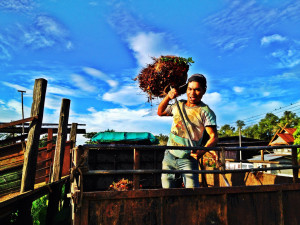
1, 0, 300, 144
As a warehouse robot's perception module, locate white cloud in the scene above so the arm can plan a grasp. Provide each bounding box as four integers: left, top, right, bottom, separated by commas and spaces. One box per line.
0, 99, 4, 104
47, 85, 75, 96
261, 34, 287, 46
83, 67, 118, 88
233, 86, 244, 93
0, 0, 34, 12
69, 107, 173, 144
71, 74, 97, 92
271, 49, 300, 68
2, 81, 32, 94
202, 92, 222, 106
102, 85, 148, 106
127, 32, 179, 66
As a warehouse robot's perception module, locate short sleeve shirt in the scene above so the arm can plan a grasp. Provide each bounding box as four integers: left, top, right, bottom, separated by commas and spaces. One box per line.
166, 100, 217, 149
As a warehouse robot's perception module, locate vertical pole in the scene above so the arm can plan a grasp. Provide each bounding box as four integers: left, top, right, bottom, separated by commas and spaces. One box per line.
20, 79, 47, 192
18, 79, 47, 225
46, 128, 53, 183
18, 90, 26, 134
239, 128, 242, 168
47, 99, 70, 225
70, 123, 78, 149
292, 147, 299, 183
133, 148, 140, 190
51, 98, 71, 182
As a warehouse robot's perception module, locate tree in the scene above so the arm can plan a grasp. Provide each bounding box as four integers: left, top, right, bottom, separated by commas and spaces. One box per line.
257, 113, 279, 141
218, 124, 235, 137
279, 111, 299, 128
293, 124, 300, 163
236, 120, 245, 130
155, 134, 169, 145
83, 132, 98, 144
242, 124, 259, 139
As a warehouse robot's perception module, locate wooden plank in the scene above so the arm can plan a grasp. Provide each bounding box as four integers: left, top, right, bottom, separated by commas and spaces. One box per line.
70, 123, 78, 149
133, 148, 140, 190
0, 127, 86, 134
51, 98, 70, 182
292, 147, 299, 183
21, 78, 47, 193
0, 116, 38, 130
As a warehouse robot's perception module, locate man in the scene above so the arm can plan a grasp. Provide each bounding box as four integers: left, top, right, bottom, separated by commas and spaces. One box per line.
157, 73, 218, 188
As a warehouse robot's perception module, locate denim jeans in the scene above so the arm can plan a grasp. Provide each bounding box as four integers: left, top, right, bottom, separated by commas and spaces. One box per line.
161, 150, 200, 188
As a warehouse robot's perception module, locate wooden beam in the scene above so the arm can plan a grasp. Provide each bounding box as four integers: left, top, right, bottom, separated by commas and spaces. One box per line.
0, 116, 38, 130
20, 78, 47, 192
70, 123, 78, 149
0, 127, 86, 134
133, 148, 140, 190
19, 78, 47, 225
51, 98, 71, 182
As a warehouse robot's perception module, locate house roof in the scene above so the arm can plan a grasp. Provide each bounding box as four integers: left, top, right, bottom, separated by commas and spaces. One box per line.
284, 128, 296, 135
269, 127, 296, 146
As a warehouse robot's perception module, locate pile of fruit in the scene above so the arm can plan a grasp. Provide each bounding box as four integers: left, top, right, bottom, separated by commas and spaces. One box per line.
108, 178, 133, 191
135, 56, 194, 102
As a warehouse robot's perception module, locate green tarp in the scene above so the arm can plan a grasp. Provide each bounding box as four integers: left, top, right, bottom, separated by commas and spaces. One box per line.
91, 132, 158, 144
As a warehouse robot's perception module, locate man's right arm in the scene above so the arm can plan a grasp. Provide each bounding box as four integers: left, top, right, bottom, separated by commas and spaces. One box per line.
157, 88, 178, 116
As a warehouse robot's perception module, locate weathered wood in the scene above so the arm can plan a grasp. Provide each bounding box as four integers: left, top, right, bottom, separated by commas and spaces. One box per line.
0, 127, 86, 134
133, 148, 140, 190
46, 129, 53, 183
51, 98, 70, 182
0, 116, 38, 130
47, 99, 70, 225
20, 79, 47, 193
292, 147, 299, 183
70, 123, 78, 149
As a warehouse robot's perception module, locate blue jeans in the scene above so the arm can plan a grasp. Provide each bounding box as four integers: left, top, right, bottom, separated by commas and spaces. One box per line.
161, 150, 199, 188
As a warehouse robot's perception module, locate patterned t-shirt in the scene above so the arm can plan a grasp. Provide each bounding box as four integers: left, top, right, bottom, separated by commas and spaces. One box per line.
166, 100, 217, 158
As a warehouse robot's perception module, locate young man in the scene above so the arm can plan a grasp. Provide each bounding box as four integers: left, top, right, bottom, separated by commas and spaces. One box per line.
157, 74, 218, 188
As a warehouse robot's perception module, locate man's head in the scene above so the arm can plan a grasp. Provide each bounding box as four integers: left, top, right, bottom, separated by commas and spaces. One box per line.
184, 74, 207, 107
187, 74, 207, 91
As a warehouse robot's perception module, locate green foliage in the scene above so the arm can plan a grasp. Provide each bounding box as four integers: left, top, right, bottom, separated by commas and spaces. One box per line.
293, 124, 300, 163
236, 120, 245, 130
31, 195, 48, 225
218, 124, 235, 137
220, 111, 300, 141
39, 135, 57, 148
155, 133, 169, 145
160, 56, 194, 65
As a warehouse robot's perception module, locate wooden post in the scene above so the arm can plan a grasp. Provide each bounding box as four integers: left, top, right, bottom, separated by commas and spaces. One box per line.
292, 147, 299, 183
70, 123, 78, 149
46, 99, 70, 225
133, 148, 140, 190
19, 78, 47, 225
51, 98, 70, 182
46, 128, 53, 183
20, 78, 47, 192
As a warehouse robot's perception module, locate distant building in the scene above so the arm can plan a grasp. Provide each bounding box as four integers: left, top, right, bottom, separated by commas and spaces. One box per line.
218, 136, 268, 160
269, 127, 296, 155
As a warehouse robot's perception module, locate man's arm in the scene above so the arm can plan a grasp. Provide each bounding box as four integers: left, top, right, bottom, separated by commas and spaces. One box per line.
204, 126, 218, 147
157, 88, 178, 116
195, 126, 218, 160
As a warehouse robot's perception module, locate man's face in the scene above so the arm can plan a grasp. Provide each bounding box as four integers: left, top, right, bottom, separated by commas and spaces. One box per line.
186, 81, 205, 107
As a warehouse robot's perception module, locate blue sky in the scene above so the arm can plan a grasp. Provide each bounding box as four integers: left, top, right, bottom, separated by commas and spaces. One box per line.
1, 0, 300, 144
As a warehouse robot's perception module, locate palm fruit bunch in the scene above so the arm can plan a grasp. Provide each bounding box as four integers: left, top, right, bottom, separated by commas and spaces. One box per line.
108, 178, 133, 191
135, 55, 194, 102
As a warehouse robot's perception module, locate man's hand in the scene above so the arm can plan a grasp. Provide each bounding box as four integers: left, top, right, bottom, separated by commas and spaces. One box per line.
190, 150, 207, 160
168, 88, 178, 100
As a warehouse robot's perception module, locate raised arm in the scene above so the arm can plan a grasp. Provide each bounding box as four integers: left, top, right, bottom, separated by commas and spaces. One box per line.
157, 88, 178, 116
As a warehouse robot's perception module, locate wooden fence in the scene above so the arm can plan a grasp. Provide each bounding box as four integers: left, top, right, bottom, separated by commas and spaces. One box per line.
0, 78, 86, 225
